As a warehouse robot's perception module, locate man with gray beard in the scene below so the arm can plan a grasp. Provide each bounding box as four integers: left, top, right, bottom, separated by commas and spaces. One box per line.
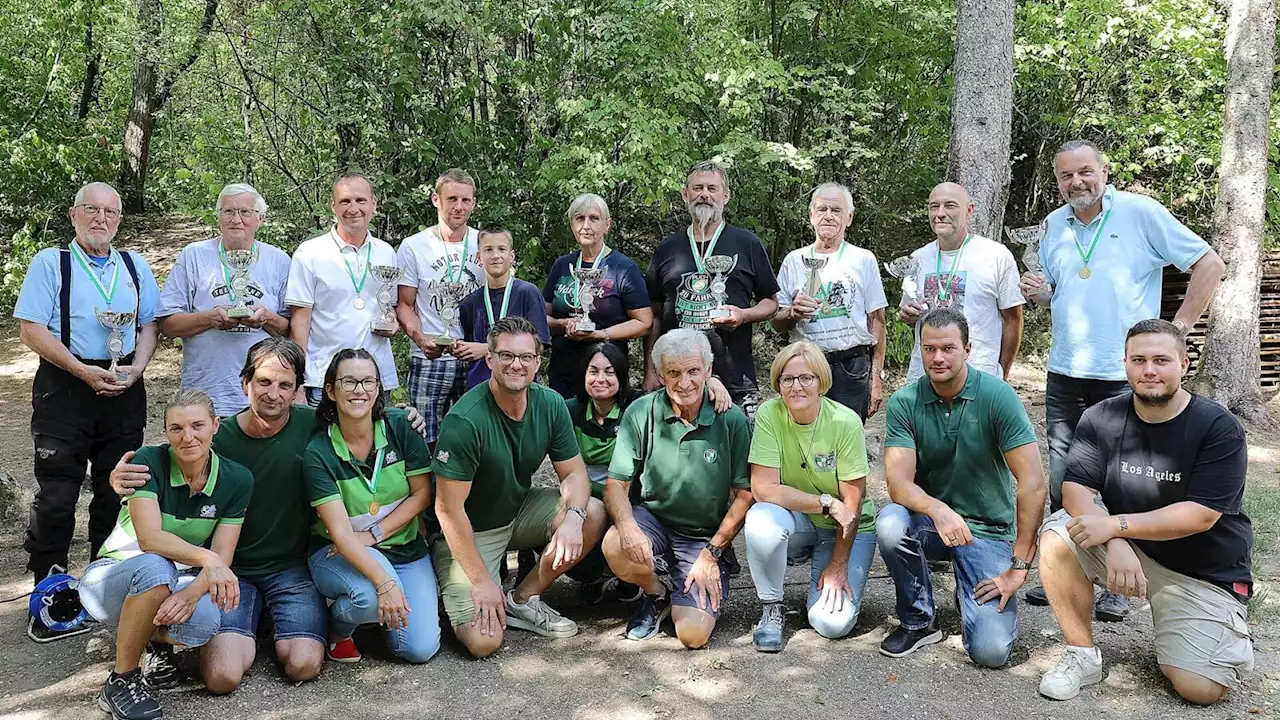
643, 161, 780, 419
1018, 140, 1224, 620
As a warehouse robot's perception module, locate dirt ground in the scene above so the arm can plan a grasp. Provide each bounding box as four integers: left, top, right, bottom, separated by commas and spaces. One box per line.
0, 230, 1276, 719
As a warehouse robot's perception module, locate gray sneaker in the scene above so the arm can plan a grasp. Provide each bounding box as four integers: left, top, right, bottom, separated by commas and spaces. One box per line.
505, 592, 579, 638
752, 602, 786, 653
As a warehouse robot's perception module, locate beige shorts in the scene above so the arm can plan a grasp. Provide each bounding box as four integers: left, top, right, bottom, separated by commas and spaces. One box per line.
431, 486, 563, 625
1040, 510, 1254, 687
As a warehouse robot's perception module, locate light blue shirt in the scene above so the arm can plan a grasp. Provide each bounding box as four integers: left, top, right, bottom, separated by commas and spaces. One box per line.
13, 244, 160, 360
1039, 186, 1209, 380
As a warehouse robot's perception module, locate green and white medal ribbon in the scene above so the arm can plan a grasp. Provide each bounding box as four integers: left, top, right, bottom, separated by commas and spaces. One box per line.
686, 222, 726, 276
935, 234, 971, 303
70, 241, 119, 305
338, 233, 373, 309
484, 273, 515, 324
439, 224, 470, 283
1073, 195, 1113, 280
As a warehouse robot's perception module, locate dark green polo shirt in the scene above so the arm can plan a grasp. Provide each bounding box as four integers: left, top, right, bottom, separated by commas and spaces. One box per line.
213, 406, 319, 579
608, 390, 751, 539
432, 382, 580, 532
99, 444, 253, 561
883, 366, 1038, 540
303, 409, 432, 564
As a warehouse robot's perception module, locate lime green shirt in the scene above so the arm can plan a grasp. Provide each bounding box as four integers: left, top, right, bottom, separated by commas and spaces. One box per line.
883, 366, 1038, 540
608, 390, 751, 539
748, 397, 877, 533
99, 444, 253, 561
303, 410, 433, 564
431, 382, 581, 532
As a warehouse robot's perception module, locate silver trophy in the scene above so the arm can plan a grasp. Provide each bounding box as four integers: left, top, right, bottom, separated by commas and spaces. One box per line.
570, 266, 606, 333
800, 255, 828, 311
1005, 224, 1046, 273
885, 255, 923, 306
705, 255, 736, 320
95, 309, 135, 382
369, 265, 404, 333
434, 280, 469, 347
222, 249, 258, 319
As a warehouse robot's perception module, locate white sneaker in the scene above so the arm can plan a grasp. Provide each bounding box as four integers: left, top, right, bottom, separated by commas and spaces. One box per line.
1039, 645, 1104, 700
505, 591, 579, 638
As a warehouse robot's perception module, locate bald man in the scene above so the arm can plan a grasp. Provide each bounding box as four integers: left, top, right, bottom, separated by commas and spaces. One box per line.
899, 183, 1024, 382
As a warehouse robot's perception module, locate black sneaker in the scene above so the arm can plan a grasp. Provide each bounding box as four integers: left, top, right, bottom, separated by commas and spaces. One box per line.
98, 670, 163, 720
1094, 590, 1130, 622
879, 624, 944, 657
141, 643, 180, 690
1025, 585, 1049, 606
579, 576, 644, 604
625, 590, 672, 641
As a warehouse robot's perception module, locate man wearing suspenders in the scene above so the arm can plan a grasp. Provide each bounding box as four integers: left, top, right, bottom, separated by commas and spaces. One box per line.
13, 182, 161, 585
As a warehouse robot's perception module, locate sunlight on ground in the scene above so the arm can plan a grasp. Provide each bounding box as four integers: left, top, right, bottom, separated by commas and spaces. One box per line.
0, 664, 106, 715
1248, 443, 1279, 466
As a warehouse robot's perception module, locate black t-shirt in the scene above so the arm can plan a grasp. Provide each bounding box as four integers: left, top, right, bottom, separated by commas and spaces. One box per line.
543, 250, 650, 391
645, 224, 780, 392
1064, 393, 1253, 595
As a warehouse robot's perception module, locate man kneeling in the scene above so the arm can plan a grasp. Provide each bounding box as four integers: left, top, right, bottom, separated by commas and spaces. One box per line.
1038, 319, 1254, 704
602, 328, 753, 648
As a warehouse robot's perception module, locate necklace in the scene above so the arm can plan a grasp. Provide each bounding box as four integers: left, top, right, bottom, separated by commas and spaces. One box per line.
791, 404, 823, 470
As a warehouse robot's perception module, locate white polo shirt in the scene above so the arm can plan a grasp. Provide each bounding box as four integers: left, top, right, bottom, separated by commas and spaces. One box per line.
286, 228, 399, 389
396, 225, 483, 360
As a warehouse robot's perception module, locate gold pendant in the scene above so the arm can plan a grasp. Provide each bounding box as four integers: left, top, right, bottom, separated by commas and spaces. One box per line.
369, 500, 381, 515
354, 297, 366, 310
1079, 266, 1091, 280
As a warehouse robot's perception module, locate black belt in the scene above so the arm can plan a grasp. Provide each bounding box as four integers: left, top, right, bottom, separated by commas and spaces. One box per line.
824, 345, 871, 364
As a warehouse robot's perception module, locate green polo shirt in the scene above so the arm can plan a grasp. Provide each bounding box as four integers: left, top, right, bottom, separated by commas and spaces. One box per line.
432, 382, 581, 532
883, 366, 1038, 540
213, 406, 319, 579
749, 397, 877, 533
608, 390, 751, 540
303, 409, 432, 564
99, 444, 253, 561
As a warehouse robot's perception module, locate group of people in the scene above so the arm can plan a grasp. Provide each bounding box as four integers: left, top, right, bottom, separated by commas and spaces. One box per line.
13, 139, 1254, 720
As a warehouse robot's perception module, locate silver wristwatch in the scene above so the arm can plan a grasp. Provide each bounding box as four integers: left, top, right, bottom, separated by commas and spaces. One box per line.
369, 522, 384, 543
819, 493, 835, 516
568, 505, 588, 521
1009, 555, 1031, 571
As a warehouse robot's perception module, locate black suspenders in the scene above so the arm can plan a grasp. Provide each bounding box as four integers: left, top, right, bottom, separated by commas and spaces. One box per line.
57, 245, 143, 351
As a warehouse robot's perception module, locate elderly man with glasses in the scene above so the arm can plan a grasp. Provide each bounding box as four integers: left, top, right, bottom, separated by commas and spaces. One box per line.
13, 182, 162, 586
157, 183, 292, 417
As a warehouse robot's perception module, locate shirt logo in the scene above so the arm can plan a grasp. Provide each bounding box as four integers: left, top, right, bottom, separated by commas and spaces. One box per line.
436, 450, 450, 463
703, 449, 718, 464
813, 451, 836, 472
1120, 460, 1181, 483
386, 450, 399, 464
199, 504, 217, 518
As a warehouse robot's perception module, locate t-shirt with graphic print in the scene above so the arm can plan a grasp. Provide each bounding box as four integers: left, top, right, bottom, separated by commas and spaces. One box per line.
776, 241, 888, 351
1064, 393, 1253, 597
99, 444, 253, 562
645, 224, 780, 393
303, 409, 433, 564
396, 225, 484, 359
902, 235, 1024, 381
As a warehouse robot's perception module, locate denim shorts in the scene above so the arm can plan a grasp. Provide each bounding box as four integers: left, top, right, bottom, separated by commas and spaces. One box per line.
631, 505, 731, 617
79, 553, 222, 648
217, 565, 327, 644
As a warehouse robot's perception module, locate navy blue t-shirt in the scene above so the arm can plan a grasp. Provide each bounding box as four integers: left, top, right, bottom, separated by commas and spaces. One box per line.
459, 278, 552, 388
543, 250, 650, 395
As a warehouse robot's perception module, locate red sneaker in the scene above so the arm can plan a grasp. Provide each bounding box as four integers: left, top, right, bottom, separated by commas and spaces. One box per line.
326, 637, 361, 663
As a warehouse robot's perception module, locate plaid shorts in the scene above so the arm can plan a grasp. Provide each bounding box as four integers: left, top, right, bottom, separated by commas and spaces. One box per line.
408, 355, 469, 443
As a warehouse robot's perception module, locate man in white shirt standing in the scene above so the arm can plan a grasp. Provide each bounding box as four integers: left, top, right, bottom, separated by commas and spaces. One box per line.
395, 169, 484, 445
287, 174, 400, 405
900, 182, 1024, 383
772, 182, 888, 419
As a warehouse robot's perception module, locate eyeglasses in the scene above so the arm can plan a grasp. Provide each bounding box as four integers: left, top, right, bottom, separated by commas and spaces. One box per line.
75, 204, 122, 220
495, 351, 540, 366
335, 376, 380, 393
779, 373, 818, 389
219, 208, 262, 219
812, 205, 845, 216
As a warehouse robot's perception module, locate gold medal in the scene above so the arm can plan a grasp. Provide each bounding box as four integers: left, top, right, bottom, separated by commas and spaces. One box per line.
369, 500, 380, 515
1079, 266, 1091, 279
354, 297, 366, 310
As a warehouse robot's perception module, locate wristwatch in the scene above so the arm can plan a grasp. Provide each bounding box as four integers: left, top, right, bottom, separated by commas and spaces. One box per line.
703, 541, 725, 560
369, 523, 384, 543
819, 493, 835, 516
1009, 555, 1031, 571
568, 505, 588, 521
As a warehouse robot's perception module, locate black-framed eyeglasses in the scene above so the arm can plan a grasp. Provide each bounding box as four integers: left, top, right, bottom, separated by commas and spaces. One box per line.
75, 204, 122, 220
336, 376, 380, 393
495, 351, 540, 366
779, 373, 817, 389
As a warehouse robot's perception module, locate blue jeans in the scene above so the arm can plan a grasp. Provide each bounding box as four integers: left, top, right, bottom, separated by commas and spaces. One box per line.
308, 546, 440, 664
218, 565, 327, 643
875, 503, 1017, 667
79, 553, 222, 648
744, 502, 876, 639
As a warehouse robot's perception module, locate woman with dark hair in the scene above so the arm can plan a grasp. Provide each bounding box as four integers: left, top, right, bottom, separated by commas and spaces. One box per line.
303, 348, 440, 664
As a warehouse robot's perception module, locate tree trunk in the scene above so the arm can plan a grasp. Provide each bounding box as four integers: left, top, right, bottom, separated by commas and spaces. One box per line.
77, 22, 101, 121
119, 0, 162, 213
945, 0, 1014, 238
1194, 0, 1275, 425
